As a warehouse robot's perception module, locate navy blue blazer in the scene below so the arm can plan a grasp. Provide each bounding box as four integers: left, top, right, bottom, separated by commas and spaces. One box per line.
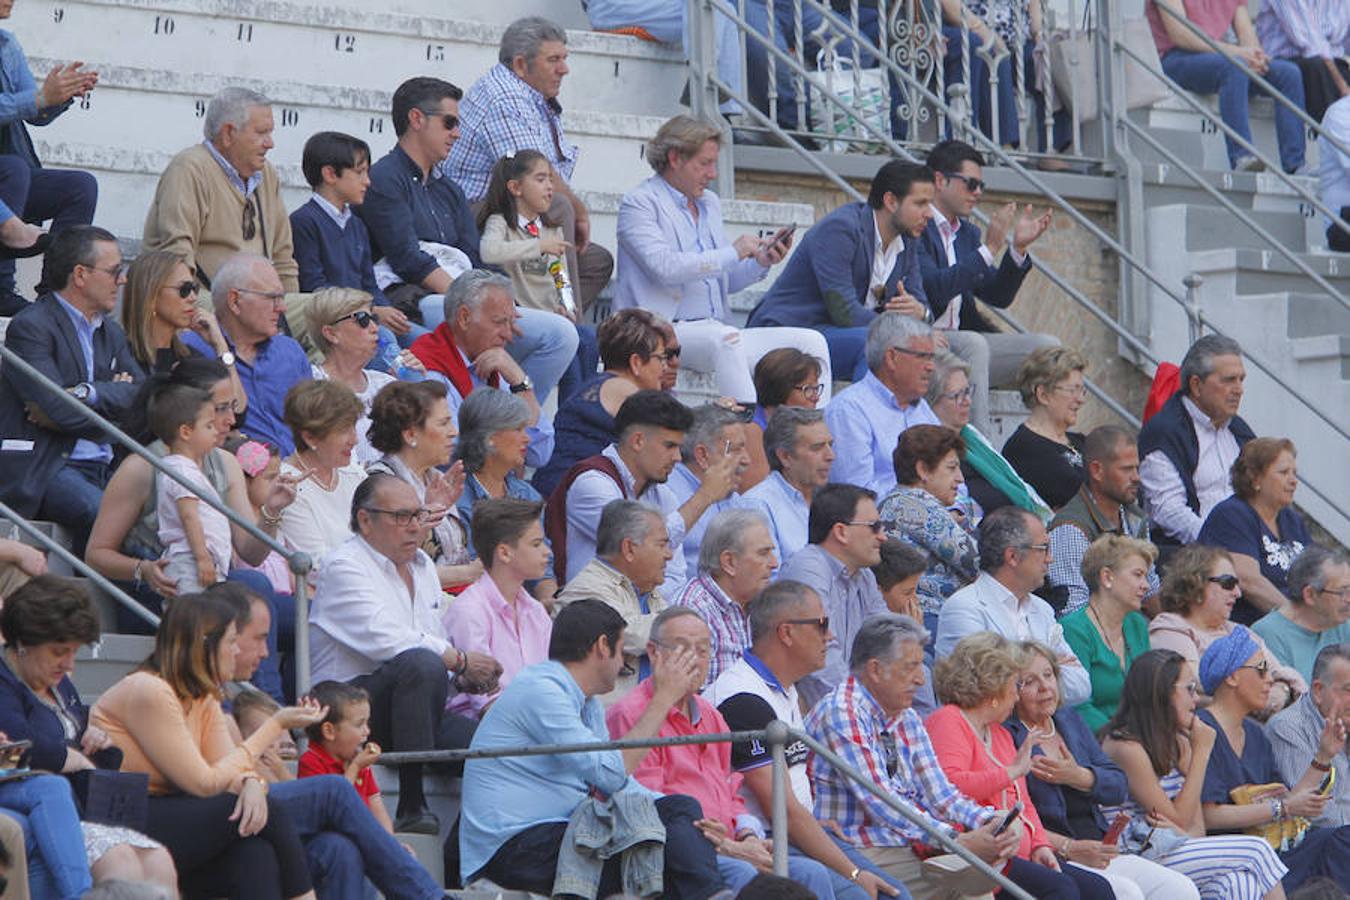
916, 216, 1031, 333
747, 201, 927, 330
0, 294, 143, 516
0, 657, 119, 772
1006, 709, 1127, 840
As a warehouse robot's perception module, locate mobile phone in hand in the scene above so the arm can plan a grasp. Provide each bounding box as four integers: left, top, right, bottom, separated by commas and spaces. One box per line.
1102, 811, 1130, 845
994, 802, 1024, 836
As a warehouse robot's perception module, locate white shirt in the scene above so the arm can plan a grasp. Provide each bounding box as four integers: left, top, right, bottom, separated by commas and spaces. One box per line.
309, 533, 452, 682
1321, 96, 1350, 229
1138, 395, 1241, 543
309, 192, 353, 230
278, 462, 368, 583
870, 210, 904, 297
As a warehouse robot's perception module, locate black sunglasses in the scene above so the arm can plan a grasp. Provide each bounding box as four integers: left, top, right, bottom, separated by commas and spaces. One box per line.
333, 310, 376, 329
944, 172, 985, 192
174, 279, 200, 299
1208, 574, 1241, 591
419, 108, 460, 131
847, 519, 885, 534
784, 616, 830, 634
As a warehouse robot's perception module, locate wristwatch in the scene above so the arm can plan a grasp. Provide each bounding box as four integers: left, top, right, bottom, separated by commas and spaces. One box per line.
66, 383, 91, 402
509, 375, 533, 394
219, 350, 237, 367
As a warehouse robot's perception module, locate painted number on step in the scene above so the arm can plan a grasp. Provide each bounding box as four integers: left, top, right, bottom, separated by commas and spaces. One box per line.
194, 99, 206, 117
368, 117, 383, 134
237, 23, 253, 42
1200, 118, 1216, 134
154, 14, 175, 35
1299, 202, 1314, 219
78, 93, 90, 109
334, 33, 356, 53
280, 108, 299, 127
426, 44, 445, 61
52, 7, 64, 22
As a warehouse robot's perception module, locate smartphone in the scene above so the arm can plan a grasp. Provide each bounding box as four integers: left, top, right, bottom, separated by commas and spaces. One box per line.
993, 802, 1024, 836
0, 740, 31, 761
769, 223, 797, 249
1102, 811, 1130, 845
1319, 767, 1336, 796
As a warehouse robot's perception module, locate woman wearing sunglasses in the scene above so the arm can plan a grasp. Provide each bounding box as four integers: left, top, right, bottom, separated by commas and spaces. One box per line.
1192, 627, 1350, 891
1149, 545, 1305, 717
1101, 649, 1289, 900
305, 287, 425, 466
121, 249, 246, 412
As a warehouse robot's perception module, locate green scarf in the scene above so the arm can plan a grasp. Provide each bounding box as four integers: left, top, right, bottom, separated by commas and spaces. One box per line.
961, 425, 1053, 522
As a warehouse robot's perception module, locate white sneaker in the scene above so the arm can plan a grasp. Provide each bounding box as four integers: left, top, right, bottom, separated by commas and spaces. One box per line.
1234, 155, 1267, 172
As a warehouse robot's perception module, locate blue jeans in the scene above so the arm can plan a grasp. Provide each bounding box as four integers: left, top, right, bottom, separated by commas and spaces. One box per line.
942, 27, 997, 141
35, 457, 109, 557
1161, 49, 1306, 171
0, 774, 92, 900
818, 324, 871, 382
0, 158, 97, 298
744, 0, 825, 130
418, 301, 579, 405
719, 851, 838, 897
556, 323, 599, 407
789, 835, 911, 900
270, 776, 442, 900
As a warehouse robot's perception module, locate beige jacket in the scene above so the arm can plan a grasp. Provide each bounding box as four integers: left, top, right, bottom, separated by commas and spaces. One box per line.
142, 143, 298, 292
556, 557, 666, 703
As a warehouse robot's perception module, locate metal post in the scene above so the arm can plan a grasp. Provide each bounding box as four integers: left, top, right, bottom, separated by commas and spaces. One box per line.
290, 552, 314, 695
767, 719, 790, 877
1183, 273, 1205, 345
689, 0, 735, 195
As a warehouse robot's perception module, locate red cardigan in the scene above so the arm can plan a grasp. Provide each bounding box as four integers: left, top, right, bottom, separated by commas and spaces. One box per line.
924, 704, 1053, 859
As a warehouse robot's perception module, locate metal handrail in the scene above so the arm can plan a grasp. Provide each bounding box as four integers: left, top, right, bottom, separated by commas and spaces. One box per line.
379, 721, 1032, 899
0, 344, 315, 687
0, 500, 159, 627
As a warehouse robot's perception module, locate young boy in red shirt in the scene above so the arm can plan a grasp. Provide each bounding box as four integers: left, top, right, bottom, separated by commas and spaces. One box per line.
297, 681, 394, 834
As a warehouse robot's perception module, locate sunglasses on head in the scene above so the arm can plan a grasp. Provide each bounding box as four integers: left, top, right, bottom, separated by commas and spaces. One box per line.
333, 310, 376, 329
174, 279, 200, 299
1208, 574, 1240, 591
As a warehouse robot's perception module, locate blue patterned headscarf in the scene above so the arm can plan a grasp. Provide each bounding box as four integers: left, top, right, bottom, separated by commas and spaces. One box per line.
1199, 625, 1262, 695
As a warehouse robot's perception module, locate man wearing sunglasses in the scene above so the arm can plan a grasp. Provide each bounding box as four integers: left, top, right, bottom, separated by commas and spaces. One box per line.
310, 472, 502, 834
143, 87, 299, 294
916, 141, 1056, 434
708, 581, 905, 900
0, 225, 142, 556
935, 506, 1091, 707
778, 484, 889, 708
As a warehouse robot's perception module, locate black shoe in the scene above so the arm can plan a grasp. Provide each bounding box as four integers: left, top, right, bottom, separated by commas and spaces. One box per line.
0, 232, 50, 260
394, 809, 440, 835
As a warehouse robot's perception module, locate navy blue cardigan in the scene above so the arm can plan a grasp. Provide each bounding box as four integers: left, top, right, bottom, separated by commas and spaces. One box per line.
0, 657, 117, 772
1006, 709, 1127, 840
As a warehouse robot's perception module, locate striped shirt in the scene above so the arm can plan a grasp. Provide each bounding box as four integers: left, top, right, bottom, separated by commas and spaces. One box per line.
804, 676, 994, 848
1255, 0, 1350, 61
675, 574, 752, 689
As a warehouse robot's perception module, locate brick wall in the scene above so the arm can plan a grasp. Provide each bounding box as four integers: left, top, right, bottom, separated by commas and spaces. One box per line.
735, 170, 1153, 433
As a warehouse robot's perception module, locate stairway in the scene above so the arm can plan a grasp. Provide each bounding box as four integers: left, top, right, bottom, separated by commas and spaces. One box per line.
1131, 92, 1350, 543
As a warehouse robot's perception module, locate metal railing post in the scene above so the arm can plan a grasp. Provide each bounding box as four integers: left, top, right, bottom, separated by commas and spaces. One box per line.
687, 0, 735, 195
767, 719, 790, 877
1184, 273, 1205, 345
291, 552, 314, 695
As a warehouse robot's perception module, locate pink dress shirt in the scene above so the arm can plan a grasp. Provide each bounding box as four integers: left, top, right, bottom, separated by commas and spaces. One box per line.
443, 571, 553, 718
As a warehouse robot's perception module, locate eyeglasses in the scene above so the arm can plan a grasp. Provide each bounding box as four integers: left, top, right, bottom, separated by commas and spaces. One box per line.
1181, 680, 1200, 696
944, 172, 985, 193
236, 287, 287, 306
783, 616, 830, 634
654, 347, 682, 363
1208, 574, 1241, 591
242, 197, 258, 241
1052, 384, 1089, 399
213, 399, 242, 415
795, 383, 825, 401
847, 519, 885, 534
419, 108, 460, 131
362, 507, 428, 526
333, 310, 376, 329
654, 640, 713, 659
1319, 587, 1350, 600
890, 346, 936, 362
173, 279, 200, 299
1237, 661, 1272, 678
1020, 543, 1051, 554
938, 386, 974, 404
83, 261, 128, 279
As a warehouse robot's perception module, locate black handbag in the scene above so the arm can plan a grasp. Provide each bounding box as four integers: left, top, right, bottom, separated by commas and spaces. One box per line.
67, 769, 149, 831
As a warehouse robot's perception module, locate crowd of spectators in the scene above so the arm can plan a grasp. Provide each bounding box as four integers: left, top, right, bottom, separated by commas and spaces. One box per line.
0, 5, 1345, 899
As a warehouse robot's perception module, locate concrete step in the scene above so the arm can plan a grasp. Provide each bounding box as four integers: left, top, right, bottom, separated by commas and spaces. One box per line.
28, 59, 666, 200
1290, 333, 1350, 380
34, 138, 814, 284
1153, 203, 1314, 254
11, 0, 685, 119
1128, 92, 1321, 173
1183, 246, 1350, 298
71, 634, 156, 702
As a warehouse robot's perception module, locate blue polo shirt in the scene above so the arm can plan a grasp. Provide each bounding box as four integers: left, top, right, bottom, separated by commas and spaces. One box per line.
183, 330, 312, 454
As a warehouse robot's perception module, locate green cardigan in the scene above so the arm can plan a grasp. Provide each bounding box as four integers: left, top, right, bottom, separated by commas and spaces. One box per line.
1061, 608, 1150, 733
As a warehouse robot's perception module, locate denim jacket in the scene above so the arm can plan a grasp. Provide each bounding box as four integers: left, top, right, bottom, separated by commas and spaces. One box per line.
553, 789, 666, 899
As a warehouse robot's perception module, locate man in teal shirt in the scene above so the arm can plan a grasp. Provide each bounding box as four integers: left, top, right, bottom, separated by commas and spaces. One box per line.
1254, 546, 1350, 682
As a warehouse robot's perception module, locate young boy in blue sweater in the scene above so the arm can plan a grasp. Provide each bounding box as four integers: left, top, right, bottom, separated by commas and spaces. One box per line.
290, 132, 416, 368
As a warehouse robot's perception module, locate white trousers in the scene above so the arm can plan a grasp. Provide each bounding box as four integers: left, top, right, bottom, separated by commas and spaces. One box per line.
673, 319, 834, 405
1066, 853, 1202, 900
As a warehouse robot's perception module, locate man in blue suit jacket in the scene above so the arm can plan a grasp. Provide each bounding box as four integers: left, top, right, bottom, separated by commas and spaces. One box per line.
746, 160, 935, 381
916, 140, 1056, 432
0, 226, 142, 553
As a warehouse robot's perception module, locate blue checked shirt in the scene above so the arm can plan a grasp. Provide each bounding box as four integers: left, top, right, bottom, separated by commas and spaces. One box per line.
446, 64, 579, 202
804, 676, 995, 848
675, 573, 752, 689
